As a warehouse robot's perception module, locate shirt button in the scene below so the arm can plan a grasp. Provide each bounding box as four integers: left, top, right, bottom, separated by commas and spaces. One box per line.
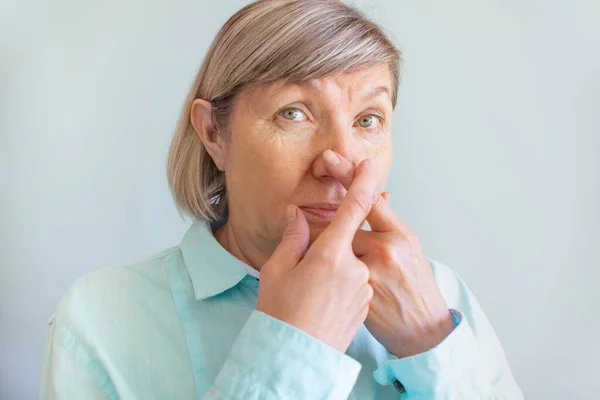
393, 379, 406, 394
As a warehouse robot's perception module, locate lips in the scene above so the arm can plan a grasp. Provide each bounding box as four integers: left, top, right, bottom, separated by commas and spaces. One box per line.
300, 203, 340, 210
299, 204, 339, 221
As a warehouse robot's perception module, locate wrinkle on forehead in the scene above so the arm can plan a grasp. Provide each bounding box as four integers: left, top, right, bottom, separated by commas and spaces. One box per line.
243, 63, 392, 114
302, 65, 389, 105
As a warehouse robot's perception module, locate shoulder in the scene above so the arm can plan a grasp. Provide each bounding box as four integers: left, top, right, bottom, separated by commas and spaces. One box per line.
52, 245, 183, 331
43, 246, 195, 397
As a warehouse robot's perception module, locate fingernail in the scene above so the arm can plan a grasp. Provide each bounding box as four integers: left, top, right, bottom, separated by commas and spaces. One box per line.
285, 204, 297, 223
323, 150, 340, 166
383, 192, 390, 202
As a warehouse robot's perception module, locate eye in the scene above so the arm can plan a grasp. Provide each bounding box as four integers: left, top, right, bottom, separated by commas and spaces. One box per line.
280, 108, 308, 121
357, 114, 382, 129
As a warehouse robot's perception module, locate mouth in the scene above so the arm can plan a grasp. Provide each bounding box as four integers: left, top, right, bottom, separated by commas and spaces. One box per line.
299, 206, 338, 222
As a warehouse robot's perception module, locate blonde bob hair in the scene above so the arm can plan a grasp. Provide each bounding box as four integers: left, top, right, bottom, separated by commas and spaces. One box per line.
167, 0, 401, 222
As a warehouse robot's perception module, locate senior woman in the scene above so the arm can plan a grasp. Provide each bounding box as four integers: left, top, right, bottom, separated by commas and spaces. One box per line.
40, 0, 523, 399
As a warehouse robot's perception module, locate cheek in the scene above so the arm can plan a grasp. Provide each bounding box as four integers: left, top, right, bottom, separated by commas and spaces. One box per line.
228, 131, 307, 202
367, 141, 393, 185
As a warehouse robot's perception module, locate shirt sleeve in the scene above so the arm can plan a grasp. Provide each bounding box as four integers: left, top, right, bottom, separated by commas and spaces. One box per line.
372, 263, 524, 399
41, 309, 359, 400
39, 316, 115, 400
202, 310, 362, 400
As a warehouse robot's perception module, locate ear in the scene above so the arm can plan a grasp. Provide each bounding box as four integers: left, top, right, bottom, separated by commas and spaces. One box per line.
190, 98, 226, 172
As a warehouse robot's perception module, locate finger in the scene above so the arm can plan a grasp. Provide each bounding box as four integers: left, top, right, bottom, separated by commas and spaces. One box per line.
322, 149, 356, 187
382, 191, 390, 203
323, 150, 397, 233
351, 229, 378, 257
271, 205, 310, 268
319, 158, 379, 247
377, 192, 420, 240
368, 191, 401, 233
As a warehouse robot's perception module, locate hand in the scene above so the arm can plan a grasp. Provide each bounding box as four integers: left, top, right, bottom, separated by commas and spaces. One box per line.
257, 158, 380, 353
322, 149, 455, 359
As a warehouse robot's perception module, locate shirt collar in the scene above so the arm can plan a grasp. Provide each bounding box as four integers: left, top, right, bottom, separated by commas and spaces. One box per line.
179, 216, 251, 300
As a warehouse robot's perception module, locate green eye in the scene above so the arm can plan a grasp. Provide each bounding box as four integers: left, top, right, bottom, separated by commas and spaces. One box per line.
281, 108, 306, 121
358, 115, 380, 128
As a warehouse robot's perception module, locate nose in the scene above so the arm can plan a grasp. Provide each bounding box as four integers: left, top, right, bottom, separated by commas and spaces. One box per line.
311, 121, 364, 180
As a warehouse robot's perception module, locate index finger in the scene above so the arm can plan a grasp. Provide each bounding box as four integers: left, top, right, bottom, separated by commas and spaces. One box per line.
317, 158, 379, 247
322, 150, 397, 233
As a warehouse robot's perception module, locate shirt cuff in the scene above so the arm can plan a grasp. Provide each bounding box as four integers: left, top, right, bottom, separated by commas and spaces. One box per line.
372, 309, 483, 396
211, 310, 362, 399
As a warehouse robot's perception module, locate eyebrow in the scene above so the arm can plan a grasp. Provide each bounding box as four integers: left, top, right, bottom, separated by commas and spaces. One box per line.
299, 81, 391, 102
271, 81, 392, 107
362, 85, 392, 101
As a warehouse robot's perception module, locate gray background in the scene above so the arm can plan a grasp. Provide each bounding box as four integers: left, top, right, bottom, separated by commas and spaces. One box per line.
1, 0, 599, 399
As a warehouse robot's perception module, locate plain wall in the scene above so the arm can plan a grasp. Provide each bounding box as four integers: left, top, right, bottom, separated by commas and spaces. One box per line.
1, 0, 598, 399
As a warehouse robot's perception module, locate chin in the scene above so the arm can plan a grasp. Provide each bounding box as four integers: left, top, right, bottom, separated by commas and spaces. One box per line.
305, 218, 369, 246
306, 221, 332, 247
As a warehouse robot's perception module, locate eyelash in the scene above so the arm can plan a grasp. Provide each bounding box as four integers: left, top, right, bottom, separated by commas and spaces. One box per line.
278, 107, 384, 131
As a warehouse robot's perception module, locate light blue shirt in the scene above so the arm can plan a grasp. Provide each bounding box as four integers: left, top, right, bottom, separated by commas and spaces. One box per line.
40, 218, 523, 399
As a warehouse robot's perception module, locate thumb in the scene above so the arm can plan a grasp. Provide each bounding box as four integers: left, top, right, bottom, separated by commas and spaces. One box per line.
271, 204, 310, 267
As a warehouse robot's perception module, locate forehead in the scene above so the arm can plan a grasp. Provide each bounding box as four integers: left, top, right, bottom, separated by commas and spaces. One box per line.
308, 62, 389, 86
247, 63, 392, 103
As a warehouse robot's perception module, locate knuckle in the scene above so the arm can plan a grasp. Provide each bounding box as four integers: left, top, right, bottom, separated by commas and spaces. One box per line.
285, 230, 302, 243
404, 232, 420, 246
411, 236, 422, 249
391, 229, 420, 247
284, 226, 303, 240
373, 242, 399, 266
347, 191, 372, 215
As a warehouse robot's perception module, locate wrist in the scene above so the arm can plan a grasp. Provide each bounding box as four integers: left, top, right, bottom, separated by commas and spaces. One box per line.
390, 311, 456, 358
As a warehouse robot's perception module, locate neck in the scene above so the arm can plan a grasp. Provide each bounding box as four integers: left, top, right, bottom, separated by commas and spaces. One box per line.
213, 219, 273, 272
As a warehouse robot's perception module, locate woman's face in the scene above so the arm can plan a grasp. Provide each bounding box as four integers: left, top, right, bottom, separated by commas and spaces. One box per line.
224, 63, 394, 251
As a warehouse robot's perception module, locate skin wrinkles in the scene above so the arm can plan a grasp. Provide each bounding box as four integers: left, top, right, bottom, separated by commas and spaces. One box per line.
196, 63, 395, 272
193, 63, 461, 362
